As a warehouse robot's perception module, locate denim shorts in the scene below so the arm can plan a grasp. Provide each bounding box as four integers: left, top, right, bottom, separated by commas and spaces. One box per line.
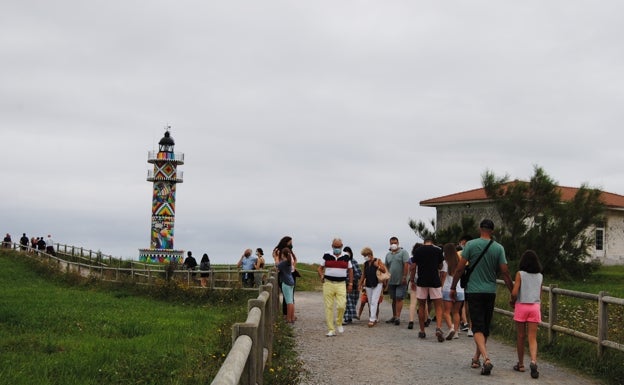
387, 284, 407, 300
442, 290, 465, 302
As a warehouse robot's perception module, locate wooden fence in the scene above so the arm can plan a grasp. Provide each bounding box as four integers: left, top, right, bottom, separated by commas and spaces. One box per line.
494, 279, 624, 357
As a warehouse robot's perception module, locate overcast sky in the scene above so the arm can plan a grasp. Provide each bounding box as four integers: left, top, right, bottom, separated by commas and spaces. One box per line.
3, 1, 623, 265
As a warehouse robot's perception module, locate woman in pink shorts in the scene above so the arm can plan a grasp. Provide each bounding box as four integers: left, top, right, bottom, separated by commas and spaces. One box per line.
510, 250, 543, 379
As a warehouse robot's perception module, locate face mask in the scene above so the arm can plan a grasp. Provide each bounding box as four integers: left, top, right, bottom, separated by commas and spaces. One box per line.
287, 244, 293, 250
390, 244, 399, 251
332, 248, 342, 255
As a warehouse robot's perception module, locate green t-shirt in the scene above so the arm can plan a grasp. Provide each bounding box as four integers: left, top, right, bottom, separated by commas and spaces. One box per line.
384, 248, 410, 285
462, 238, 507, 294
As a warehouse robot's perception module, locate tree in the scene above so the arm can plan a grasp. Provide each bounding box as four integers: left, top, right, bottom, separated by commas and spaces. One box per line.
483, 166, 604, 278
408, 217, 478, 246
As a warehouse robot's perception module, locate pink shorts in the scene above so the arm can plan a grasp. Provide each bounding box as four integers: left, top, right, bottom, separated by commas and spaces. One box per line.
513, 303, 542, 323
416, 286, 442, 300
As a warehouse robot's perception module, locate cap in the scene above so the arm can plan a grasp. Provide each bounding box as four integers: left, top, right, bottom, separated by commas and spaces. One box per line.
480, 219, 495, 230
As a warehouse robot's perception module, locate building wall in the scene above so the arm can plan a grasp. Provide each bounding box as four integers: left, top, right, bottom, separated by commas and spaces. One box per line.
434, 203, 624, 266
604, 211, 624, 265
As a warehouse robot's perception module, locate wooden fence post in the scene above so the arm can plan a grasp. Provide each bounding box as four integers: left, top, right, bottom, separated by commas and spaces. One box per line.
548, 284, 558, 345
597, 291, 608, 357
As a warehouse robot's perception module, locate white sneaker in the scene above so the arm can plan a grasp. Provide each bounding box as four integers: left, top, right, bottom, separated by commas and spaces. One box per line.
453, 332, 459, 339
326, 331, 336, 337
337, 326, 344, 334
467, 329, 474, 337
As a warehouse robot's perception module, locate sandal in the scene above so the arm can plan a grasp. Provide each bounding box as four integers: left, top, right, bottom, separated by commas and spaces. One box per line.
481, 358, 493, 375
471, 358, 481, 369
368, 321, 375, 327
513, 363, 525, 372
530, 362, 539, 379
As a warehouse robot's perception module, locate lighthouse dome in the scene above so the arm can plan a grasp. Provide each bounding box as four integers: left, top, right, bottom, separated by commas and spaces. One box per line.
159, 131, 175, 146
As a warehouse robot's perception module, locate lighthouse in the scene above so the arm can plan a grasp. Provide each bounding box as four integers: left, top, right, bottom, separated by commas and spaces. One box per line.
139, 127, 185, 264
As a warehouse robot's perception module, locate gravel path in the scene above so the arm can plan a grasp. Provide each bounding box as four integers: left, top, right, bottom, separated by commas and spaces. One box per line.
292, 291, 602, 385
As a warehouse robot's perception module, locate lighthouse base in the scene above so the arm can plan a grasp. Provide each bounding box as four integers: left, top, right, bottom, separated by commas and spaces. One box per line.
139, 248, 184, 264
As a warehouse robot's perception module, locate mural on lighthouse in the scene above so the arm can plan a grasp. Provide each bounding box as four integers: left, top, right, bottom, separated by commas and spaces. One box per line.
139, 127, 185, 263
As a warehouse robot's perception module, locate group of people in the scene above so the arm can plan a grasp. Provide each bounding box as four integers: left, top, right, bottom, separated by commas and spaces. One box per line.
3, 233, 56, 256
182, 251, 212, 288
311, 219, 543, 379
236, 248, 267, 288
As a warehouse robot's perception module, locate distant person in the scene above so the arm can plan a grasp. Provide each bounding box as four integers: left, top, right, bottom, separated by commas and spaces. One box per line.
2, 233, 11, 248
410, 238, 445, 341
358, 247, 386, 327
31, 237, 37, 252
254, 248, 266, 287
37, 236, 46, 253
183, 251, 198, 278
511, 250, 543, 379
317, 238, 353, 336
237, 248, 257, 287
20, 233, 29, 251
275, 247, 295, 323
457, 235, 473, 335
407, 242, 423, 330
45, 235, 56, 256
342, 246, 362, 325
273, 236, 298, 318
451, 219, 514, 376
384, 236, 410, 325
199, 253, 211, 288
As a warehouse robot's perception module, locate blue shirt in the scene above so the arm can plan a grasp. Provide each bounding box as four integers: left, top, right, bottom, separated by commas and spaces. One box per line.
240, 255, 257, 270
277, 259, 295, 286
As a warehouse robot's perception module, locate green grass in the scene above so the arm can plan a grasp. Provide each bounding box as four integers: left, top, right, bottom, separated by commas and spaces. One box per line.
0, 251, 252, 385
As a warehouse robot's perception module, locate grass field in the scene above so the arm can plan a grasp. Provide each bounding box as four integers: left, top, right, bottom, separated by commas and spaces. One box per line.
0, 251, 252, 385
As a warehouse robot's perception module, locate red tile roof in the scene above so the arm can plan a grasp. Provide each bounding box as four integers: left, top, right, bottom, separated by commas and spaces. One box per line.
420, 183, 624, 209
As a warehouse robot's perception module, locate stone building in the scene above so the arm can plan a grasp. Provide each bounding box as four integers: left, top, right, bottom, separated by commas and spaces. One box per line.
420, 184, 624, 265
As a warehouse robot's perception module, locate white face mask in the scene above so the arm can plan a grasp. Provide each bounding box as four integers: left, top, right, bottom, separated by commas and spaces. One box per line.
389, 244, 399, 251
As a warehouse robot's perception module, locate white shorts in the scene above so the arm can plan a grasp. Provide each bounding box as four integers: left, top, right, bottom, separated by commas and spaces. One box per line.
416, 286, 442, 300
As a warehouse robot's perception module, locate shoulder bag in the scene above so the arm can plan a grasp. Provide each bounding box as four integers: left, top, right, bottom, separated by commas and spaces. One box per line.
375, 259, 391, 282
460, 240, 494, 289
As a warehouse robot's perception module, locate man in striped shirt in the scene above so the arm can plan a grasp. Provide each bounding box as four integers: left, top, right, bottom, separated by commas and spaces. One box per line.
317, 238, 354, 337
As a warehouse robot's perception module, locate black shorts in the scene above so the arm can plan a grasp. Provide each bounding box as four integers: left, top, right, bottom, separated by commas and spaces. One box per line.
466, 292, 496, 337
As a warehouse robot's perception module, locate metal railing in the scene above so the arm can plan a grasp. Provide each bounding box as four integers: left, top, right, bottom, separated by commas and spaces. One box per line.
494, 279, 624, 357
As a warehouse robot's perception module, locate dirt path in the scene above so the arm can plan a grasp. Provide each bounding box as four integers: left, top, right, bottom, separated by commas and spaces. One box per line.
292, 291, 602, 385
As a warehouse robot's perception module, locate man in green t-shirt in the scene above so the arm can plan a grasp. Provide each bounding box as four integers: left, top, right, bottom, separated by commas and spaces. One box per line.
450, 219, 513, 376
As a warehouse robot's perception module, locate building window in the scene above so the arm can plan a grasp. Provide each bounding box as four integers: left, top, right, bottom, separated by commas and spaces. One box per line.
595, 228, 604, 251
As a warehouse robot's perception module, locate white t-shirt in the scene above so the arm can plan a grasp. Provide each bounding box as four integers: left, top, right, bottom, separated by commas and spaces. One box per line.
441, 260, 464, 292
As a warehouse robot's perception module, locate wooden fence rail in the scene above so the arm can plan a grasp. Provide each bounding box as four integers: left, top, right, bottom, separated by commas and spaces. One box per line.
494, 279, 624, 357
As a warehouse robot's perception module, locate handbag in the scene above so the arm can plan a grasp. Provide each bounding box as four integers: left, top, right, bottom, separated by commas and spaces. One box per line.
375, 259, 391, 282
460, 240, 493, 288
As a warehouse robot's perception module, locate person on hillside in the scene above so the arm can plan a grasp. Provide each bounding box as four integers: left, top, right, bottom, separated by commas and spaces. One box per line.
384, 236, 410, 325
410, 238, 445, 341
237, 248, 257, 287
451, 219, 514, 376
31, 237, 37, 252
510, 250, 543, 379
358, 247, 386, 327
441, 243, 464, 340
3, 233, 12, 248
342, 246, 361, 325
273, 236, 298, 318
20, 233, 29, 251
317, 237, 353, 336
254, 248, 266, 287
183, 251, 198, 279
45, 235, 56, 256
275, 247, 296, 323
37, 236, 46, 253
199, 253, 211, 288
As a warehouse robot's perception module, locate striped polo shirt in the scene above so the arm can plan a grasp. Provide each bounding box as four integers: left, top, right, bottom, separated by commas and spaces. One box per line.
321, 253, 352, 282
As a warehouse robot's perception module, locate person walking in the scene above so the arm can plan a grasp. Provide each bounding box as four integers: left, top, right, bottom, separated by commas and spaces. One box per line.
384, 236, 410, 325
317, 238, 353, 337
199, 253, 211, 288
342, 246, 361, 325
45, 235, 56, 256
441, 243, 464, 340
451, 219, 514, 376
511, 250, 543, 379
273, 236, 298, 318
358, 247, 386, 327
410, 238, 445, 341
19, 233, 29, 251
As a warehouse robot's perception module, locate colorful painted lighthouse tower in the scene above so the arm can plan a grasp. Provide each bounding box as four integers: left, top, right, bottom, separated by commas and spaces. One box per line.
139, 127, 185, 263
